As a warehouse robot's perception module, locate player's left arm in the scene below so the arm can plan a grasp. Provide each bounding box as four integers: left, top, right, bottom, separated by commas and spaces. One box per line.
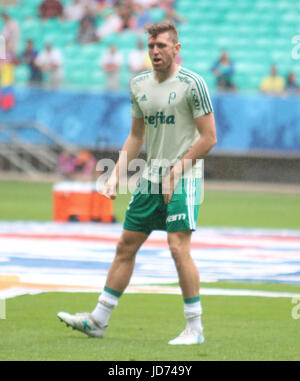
163, 112, 217, 203
181, 112, 217, 164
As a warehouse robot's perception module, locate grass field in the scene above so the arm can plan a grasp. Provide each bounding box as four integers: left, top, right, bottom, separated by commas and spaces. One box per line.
0, 180, 300, 229
0, 180, 300, 361
1, 290, 300, 361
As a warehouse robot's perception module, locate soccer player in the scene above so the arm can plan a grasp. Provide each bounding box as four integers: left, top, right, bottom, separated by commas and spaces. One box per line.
58, 21, 217, 345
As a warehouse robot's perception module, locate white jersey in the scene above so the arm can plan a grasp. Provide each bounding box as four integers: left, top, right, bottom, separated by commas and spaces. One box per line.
130, 66, 213, 183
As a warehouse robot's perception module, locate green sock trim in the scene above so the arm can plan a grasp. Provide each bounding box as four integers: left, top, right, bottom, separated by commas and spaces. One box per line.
184, 295, 200, 304
104, 285, 122, 298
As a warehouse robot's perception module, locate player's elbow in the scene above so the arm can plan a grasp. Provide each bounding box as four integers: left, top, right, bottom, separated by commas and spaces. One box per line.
207, 133, 217, 151
211, 135, 218, 148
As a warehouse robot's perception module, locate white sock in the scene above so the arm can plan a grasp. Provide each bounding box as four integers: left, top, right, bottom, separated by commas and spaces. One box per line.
186, 315, 203, 332
184, 297, 203, 333
91, 286, 121, 326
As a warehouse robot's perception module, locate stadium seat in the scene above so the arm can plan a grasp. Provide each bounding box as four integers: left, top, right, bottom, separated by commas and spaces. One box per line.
3, 0, 300, 90
14, 66, 28, 84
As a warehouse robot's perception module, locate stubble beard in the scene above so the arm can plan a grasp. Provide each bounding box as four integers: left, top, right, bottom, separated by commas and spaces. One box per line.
153, 56, 174, 75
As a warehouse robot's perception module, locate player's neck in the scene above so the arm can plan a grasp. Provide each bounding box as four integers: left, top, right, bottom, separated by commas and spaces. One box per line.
154, 63, 178, 83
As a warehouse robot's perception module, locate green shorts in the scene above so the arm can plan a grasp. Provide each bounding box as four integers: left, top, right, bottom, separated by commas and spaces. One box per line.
123, 177, 202, 234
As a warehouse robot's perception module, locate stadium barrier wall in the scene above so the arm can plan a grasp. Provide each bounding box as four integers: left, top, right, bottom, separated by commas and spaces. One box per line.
1, 88, 300, 183
0, 88, 300, 153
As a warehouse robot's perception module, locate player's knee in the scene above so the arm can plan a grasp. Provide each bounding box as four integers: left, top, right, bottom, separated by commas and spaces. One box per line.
116, 236, 137, 261
169, 242, 185, 265
169, 237, 192, 268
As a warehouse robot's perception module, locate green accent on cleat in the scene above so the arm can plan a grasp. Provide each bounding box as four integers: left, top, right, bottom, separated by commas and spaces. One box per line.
57, 311, 107, 338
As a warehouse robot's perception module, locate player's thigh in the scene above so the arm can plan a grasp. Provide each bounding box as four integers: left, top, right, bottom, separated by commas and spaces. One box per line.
124, 178, 166, 234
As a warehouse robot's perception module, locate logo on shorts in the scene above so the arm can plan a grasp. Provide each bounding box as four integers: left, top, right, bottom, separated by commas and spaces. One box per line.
166, 213, 186, 223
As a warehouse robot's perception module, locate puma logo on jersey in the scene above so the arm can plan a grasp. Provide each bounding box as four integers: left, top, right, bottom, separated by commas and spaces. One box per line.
140, 94, 147, 101
166, 213, 186, 223
144, 112, 175, 128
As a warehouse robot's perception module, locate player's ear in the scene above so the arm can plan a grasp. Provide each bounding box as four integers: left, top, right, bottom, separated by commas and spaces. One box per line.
174, 42, 181, 55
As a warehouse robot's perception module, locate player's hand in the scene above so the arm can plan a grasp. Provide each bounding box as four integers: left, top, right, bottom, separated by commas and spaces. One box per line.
102, 180, 118, 200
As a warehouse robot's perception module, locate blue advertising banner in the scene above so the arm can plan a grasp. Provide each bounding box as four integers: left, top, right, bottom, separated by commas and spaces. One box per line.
0, 88, 300, 153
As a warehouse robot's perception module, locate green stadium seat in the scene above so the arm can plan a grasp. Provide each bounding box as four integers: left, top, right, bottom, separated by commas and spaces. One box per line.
148, 8, 165, 23
4, 0, 300, 90
14, 66, 29, 83
90, 70, 106, 84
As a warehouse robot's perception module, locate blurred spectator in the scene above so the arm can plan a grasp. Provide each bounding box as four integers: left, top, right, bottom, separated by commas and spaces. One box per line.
58, 150, 76, 179
35, 42, 64, 89
77, 17, 98, 44
80, 4, 97, 26
16, 40, 42, 86
284, 72, 299, 95
100, 44, 123, 90
163, 7, 185, 26
96, 7, 123, 40
260, 65, 285, 94
143, 53, 152, 70
134, 3, 153, 32
63, 0, 85, 21
58, 149, 96, 179
93, 0, 111, 12
96, 3, 138, 40
118, 3, 137, 31
134, 0, 159, 7
175, 52, 182, 66
211, 51, 235, 91
128, 39, 149, 77
39, 0, 63, 20
159, 0, 176, 11
0, 40, 16, 110
1, 12, 20, 54
73, 149, 97, 178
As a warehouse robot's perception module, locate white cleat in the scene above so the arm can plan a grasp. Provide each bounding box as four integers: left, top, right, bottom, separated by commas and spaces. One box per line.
168, 327, 205, 345
57, 312, 107, 338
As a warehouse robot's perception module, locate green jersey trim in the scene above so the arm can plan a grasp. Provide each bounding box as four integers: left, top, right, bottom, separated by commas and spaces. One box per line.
179, 68, 212, 113
132, 69, 152, 80
179, 68, 213, 114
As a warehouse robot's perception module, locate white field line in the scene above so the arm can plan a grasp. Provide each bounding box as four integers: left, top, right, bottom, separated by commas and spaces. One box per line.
1, 285, 300, 300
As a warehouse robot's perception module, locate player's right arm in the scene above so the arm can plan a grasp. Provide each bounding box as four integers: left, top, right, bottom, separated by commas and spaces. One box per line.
102, 117, 145, 199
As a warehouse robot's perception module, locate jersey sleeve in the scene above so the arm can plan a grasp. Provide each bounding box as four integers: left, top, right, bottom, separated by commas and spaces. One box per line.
129, 80, 144, 119
187, 76, 213, 118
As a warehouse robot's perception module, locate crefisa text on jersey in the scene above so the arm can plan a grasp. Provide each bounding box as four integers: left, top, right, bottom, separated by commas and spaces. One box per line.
107, 365, 192, 378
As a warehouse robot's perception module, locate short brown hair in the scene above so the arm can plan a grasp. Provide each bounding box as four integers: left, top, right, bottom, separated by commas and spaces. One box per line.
146, 21, 179, 44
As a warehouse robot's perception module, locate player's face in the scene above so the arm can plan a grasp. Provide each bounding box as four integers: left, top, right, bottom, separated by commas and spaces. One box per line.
148, 32, 180, 72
